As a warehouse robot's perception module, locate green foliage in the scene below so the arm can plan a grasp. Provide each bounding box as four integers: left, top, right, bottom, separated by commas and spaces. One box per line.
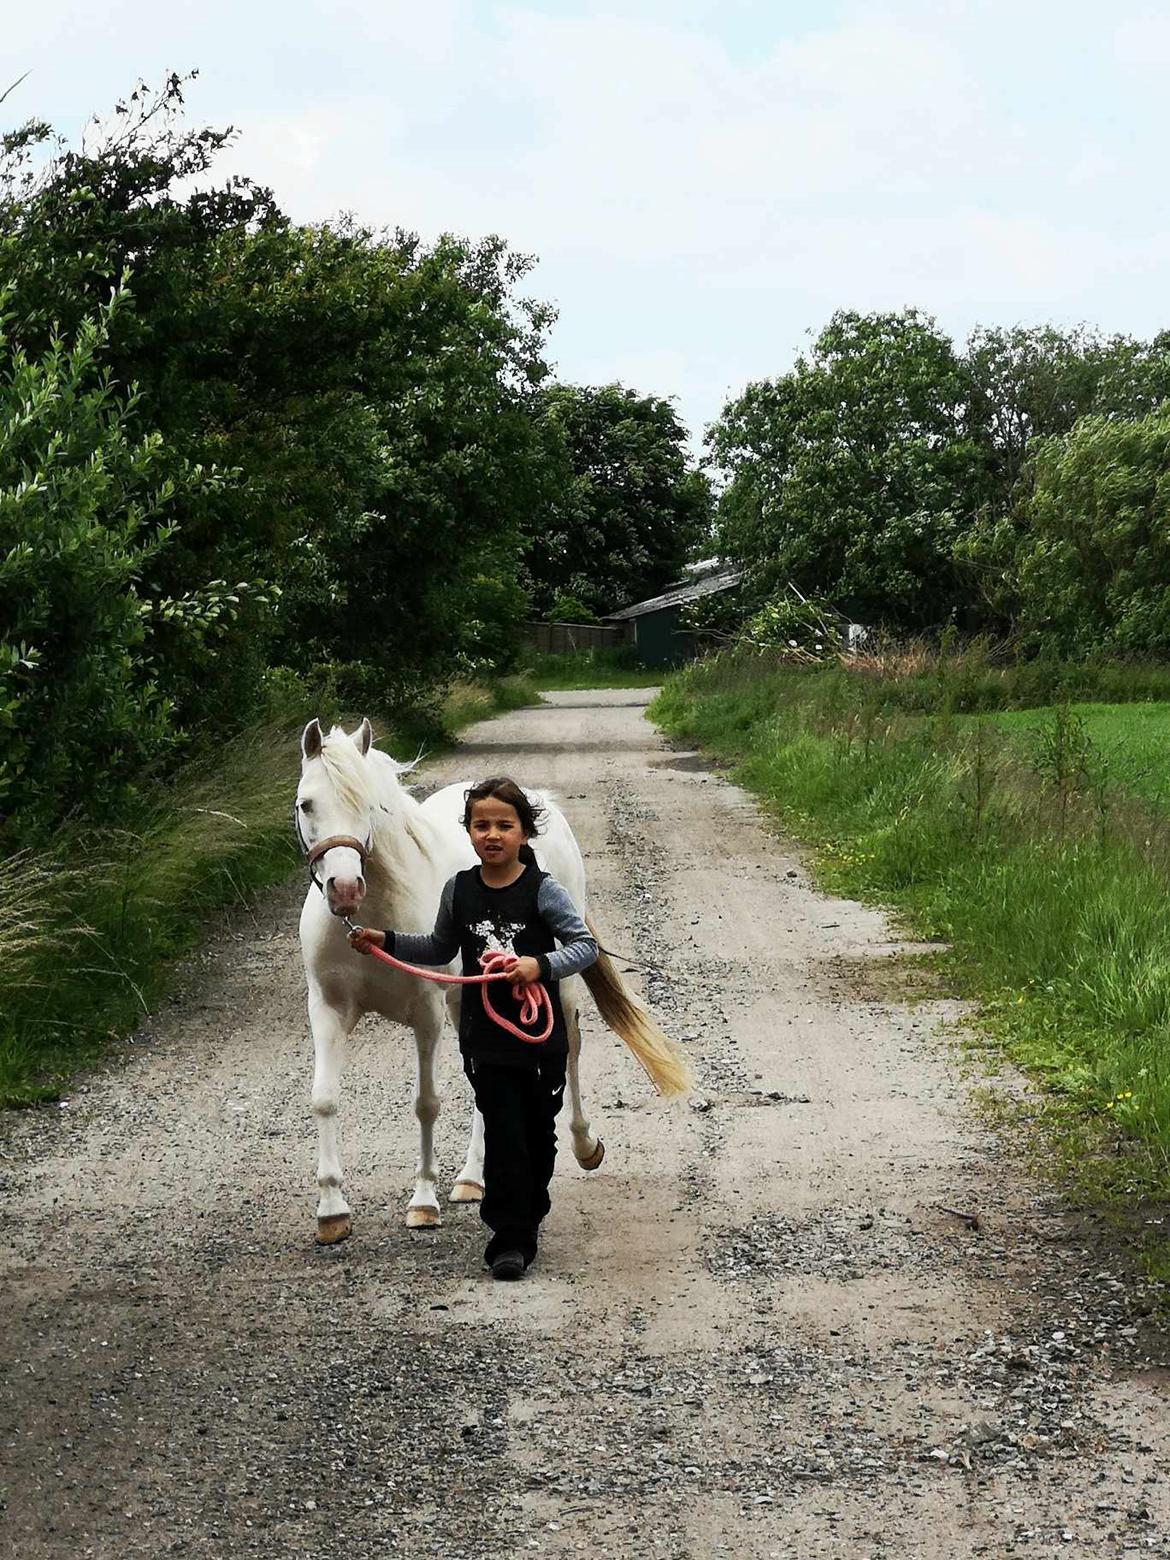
964, 324, 1132, 493
710, 309, 988, 628
0, 77, 559, 842
545, 592, 598, 624
527, 383, 710, 617
1004, 411, 1170, 656
710, 312, 1170, 647
742, 591, 843, 658
0, 283, 222, 828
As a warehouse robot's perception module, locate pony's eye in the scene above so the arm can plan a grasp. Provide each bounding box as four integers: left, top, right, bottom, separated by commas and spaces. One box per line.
300, 800, 313, 814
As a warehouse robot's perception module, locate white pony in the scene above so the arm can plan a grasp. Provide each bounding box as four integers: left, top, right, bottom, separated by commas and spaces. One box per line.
296, 717, 689, 1244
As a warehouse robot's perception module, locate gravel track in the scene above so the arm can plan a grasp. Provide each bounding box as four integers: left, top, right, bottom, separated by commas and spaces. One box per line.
2, 688, 1169, 1559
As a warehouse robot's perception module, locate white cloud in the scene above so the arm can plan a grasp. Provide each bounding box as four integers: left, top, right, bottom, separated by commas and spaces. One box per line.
1113, 9, 1170, 67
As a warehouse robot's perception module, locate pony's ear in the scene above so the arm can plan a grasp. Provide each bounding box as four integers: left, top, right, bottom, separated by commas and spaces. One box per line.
351, 717, 373, 755
302, 718, 324, 760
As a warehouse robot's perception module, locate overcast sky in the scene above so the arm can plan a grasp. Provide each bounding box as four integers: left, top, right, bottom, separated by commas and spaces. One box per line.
9, 1, 1170, 447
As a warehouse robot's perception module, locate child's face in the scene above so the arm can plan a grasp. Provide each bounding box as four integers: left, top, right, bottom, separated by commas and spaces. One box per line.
467, 798, 527, 870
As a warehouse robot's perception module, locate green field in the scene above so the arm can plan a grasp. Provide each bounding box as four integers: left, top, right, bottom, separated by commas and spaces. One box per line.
983, 702, 1170, 810
522, 648, 660, 690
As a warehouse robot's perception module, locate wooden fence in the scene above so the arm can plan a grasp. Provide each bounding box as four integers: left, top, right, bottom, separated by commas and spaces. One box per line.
525, 621, 629, 654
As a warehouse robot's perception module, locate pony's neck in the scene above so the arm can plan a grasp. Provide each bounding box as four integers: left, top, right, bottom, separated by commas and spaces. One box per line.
362, 755, 444, 924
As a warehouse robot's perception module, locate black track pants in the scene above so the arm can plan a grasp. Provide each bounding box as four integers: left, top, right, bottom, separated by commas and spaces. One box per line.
464, 1053, 567, 1266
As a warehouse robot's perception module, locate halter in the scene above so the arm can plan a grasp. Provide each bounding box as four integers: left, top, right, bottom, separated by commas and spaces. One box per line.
294, 803, 372, 892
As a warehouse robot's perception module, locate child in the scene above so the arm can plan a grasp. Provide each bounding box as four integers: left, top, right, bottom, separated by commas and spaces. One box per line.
348, 777, 598, 1280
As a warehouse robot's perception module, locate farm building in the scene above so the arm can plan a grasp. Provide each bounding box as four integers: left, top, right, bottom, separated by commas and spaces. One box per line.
605, 561, 743, 669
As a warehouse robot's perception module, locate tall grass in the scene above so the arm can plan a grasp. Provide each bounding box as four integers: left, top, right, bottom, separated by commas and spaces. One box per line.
0, 676, 539, 1107
724, 636, 1170, 716
0, 726, 303, 1105
652, 653, 1170, 1192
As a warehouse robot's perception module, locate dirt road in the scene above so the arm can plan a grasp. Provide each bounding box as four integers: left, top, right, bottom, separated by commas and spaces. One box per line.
2, 689, 1169, 1559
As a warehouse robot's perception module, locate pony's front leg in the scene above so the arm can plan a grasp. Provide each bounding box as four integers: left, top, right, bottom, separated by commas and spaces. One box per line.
406, 1001, 444, 1229
566, 993, 605, 1171
309, 989, 358, 1245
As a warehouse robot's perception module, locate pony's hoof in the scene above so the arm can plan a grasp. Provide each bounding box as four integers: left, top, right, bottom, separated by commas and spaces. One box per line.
405, 1205, 442, 1229
316, 1212, 352, 1245
449, 1180, 485, 1204
577, 1139, 605, 1172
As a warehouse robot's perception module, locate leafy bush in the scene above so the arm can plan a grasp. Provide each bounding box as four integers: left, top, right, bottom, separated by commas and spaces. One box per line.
545, 592, 598, 624
743, 592, 843, 658
0, 79, 561, 837
1009, 411, 1170, 656
0, 285, 218, 830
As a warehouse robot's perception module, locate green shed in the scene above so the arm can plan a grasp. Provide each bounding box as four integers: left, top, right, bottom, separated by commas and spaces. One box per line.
606, 564, 743, 669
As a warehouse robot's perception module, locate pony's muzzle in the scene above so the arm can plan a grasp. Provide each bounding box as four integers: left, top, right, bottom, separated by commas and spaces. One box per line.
326, 873, 366, 916
318, 844, 367, 917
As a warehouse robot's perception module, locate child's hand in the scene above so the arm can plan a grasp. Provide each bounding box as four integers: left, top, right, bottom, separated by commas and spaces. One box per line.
507, 956, 542, 986
348, 927, 385, 956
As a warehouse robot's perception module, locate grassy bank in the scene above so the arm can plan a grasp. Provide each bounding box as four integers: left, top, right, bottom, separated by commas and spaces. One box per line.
651, 650, 1170, 1216
0, 675, 537, 1108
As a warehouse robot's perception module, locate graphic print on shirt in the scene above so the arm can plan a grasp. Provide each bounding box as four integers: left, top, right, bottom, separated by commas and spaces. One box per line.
467, 917, 529, 957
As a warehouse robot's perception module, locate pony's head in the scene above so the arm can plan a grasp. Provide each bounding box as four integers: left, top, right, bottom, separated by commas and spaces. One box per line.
297, 717, 376, 919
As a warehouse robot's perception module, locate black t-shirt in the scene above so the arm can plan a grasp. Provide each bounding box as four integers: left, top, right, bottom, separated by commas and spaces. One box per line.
449, 863, 567, 1065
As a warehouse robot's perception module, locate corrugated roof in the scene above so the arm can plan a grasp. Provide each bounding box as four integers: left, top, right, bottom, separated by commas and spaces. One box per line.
606, 567, 743, 621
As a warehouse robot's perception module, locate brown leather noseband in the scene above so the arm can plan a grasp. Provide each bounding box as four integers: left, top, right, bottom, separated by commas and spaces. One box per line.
300, 831, 371, 893
305, 834, 370, 869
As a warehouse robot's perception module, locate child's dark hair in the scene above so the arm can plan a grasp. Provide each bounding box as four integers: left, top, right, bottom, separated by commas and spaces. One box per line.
462, 777, 545, 865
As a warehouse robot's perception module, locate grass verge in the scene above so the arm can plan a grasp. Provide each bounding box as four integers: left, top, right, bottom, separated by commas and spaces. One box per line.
0, 675, 538, 1108
650, 651, 1170, 1237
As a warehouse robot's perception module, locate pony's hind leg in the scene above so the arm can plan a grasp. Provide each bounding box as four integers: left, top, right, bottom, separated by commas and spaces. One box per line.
444, 987, 484, 1203
406, 1001, 444, 1229
309, 990, 359, 1244
566, 998, 604, 1171
450, 1103, 485, 1203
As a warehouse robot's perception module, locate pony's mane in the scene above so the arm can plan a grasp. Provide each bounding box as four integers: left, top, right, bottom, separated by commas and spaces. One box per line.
318, 727, 430, 887
319, 727, 375, 818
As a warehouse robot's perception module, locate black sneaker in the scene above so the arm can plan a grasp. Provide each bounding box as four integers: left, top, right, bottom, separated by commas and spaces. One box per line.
490, 1249, 526, 1281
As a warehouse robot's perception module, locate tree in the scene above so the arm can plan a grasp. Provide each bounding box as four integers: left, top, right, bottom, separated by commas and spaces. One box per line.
1, 77, 559, 736
971, 411, 1170, 656
526, 384, 710, 617
965, 325, 1141, 499
709, 310, 988, 627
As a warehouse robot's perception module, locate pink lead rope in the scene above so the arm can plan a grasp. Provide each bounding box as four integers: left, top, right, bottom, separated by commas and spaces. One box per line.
345, 920, 554, 1044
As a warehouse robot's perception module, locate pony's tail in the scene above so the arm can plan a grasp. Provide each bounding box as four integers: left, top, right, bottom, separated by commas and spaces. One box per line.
581, 917, 692, 1098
